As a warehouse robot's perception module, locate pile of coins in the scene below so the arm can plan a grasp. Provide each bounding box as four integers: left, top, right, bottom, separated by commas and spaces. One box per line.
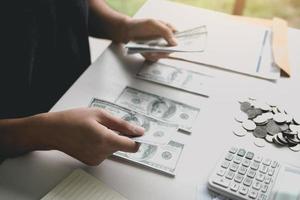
233, 97, 300, 152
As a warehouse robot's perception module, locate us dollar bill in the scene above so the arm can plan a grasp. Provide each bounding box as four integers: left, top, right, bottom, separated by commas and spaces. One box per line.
115, 87, 200, 133
137, 62, 212, 97
114, 140, 184, 176
125, 25, 207, 54
89, 98, 177, 146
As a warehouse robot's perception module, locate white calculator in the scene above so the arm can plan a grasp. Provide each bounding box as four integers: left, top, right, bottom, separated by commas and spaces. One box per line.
208, 147, 300, 200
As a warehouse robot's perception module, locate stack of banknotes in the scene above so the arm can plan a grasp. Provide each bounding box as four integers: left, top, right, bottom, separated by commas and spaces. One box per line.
125, 25, 207, 54
89, 87, 200, 176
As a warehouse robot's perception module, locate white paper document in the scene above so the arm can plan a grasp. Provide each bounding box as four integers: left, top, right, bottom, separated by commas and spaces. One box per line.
41, 169, 127, 200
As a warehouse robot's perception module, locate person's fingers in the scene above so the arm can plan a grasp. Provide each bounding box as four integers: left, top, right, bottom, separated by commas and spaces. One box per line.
159, 20, 177, 33
149, 20, 177, 46
94, 109, 144, 137
104, 128, 140, 153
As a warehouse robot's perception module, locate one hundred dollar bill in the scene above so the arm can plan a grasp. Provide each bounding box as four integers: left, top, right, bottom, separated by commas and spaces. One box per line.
125, 25, 207, 54
137, 62, 212, 97
114, 140, 184, 176
115, 87, 200, 133
89, 98, 177, 146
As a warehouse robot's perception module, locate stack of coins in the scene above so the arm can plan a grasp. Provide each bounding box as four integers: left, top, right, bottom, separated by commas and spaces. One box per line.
233, 97, 300, 152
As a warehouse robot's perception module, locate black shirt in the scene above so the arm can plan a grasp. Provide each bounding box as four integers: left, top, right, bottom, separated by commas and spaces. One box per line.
1, 0, 91, 119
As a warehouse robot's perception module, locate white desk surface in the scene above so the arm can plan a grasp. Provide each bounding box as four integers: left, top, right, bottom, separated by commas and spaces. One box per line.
1, 1, 300, 199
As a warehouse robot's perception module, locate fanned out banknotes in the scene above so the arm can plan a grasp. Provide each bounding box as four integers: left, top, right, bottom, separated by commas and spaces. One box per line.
89, 98, 177, 146
115, 87, 200, 133
137, 62, 213, 97
125, 25, 207, 54
115, 140, 184, 176
89, 98, 184, 176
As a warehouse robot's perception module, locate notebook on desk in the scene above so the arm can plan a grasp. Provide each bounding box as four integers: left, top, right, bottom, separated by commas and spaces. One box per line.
41, 169, 127, 200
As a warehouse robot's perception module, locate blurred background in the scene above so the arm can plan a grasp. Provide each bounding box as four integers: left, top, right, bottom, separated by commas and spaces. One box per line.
106, 0, 300, 28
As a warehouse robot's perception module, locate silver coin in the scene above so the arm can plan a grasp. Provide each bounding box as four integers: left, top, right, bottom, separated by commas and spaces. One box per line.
265, 135, 274, 143
273, 136, 285, 146
257, 102, 272, 112
235, 112, 248, 123
293, 116, 300, 125
262, 112, 274, 120
233, 126, 248, 137
285, 114, 293, 124
289, 124, 300, 132
273, 113, 287, 124
242, 120, 256, 131
276, 133, 289, 144
276, 106, 286, 113
253, 115, 268, 125
279, 123, 289, 132
240, 102, 252, 112
253, 126, 268, 138
237, 97, 250, 103
254, 138, 266, 148
289, 144, 300, 152
266, 120, 282, 135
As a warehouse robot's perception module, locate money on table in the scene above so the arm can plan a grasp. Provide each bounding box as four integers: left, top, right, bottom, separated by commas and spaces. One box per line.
114, 140, 184, 176
136, 62, 212, 97
125, 25, 207, 54
233, 97, 300, 152
89, 98, 178, 146
115, 87, 200, 133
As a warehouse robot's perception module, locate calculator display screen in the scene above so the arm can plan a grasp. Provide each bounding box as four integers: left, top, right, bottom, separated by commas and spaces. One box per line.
273, 166, 300, 200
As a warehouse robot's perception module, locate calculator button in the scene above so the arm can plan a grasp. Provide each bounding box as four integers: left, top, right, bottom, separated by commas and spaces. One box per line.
254, 155, 263, 163
259, 165, 268, 174
268, 168, 275, 176
233, 156, 243, 164
247, 169, 256, 178
261, 184, 268, 193
245, 152, 254, 160
237, 149, 246, 157
226, 170, 235, 180
229, 147, 238, 154
238, 166, 248, 175
264, 176, 272, 184
239, 185, 249, 195
225, 153, 234, 161
256, 173, 265, 182
230, 163, 239, 172
221, 160, 230, 169
250, 162, 260, 170
242, 159, 251, 167
230, 182, 240, 192
253, 181, 261, 190
234, 174, 244, 183
271, 160, 278, 168
262, 158, 271, 166
257, 193, 268, 200
249, 189, 258, 199
217, 168, 226, 176
243, 177, 253, 186
213, 176, 230, 188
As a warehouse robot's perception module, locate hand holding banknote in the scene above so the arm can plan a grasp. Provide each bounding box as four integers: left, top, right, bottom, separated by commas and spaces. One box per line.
0, 108, 144, 166
125, 18, 178, 61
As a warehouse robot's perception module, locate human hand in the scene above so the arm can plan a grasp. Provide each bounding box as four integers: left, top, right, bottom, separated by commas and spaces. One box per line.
41, 108, 144, 165
125, 18, 177, 62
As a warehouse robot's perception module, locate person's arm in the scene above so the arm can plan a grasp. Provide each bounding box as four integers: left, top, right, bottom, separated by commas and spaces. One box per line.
88, 0, 177, 61
0, 108, 144, 165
